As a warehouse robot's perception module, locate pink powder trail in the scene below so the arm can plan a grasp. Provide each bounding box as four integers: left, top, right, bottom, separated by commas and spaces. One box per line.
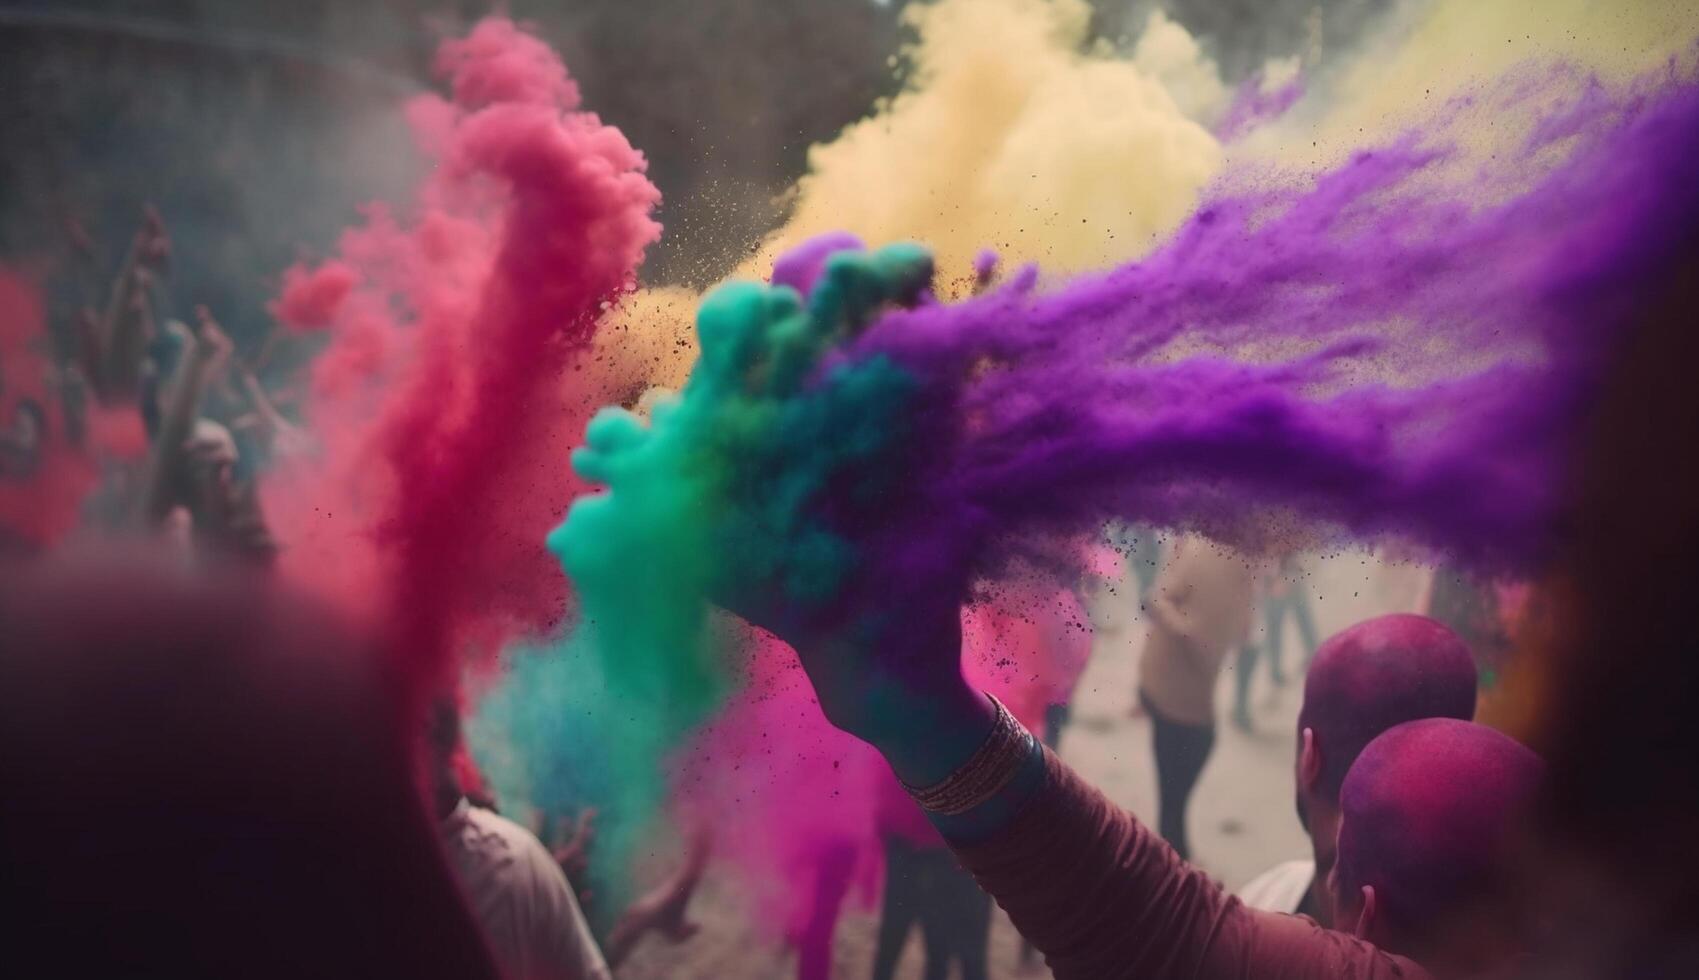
265, 17, 661, 702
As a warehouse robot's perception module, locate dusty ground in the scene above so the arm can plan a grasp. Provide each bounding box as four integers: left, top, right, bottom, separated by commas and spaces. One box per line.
620, 553, 1423, 979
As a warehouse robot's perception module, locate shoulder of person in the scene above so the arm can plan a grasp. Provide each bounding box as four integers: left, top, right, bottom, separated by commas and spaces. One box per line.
1245, 903, 1432, 980
451, 807, 557, 878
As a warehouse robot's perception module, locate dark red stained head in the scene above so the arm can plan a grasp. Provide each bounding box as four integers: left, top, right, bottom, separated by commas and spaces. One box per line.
1336, 718, 1543, 956
1299, 613, 1479, 799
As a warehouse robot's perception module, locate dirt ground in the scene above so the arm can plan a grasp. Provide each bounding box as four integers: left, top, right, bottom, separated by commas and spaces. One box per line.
620, 553, 1425, 979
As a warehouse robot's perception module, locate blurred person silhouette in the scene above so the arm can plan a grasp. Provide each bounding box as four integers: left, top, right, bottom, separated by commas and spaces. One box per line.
1232, 552, 1320, 733
424, 699, 709, 979
1113, 522, 1164, 601
135, 308, 276, 567
423, 698, 613, 980
1513, 171, 1699, 978
0, 553, 706, 979
870, 766, 992, 980
1134, 536, 1260, 859
0, 552, 503, 980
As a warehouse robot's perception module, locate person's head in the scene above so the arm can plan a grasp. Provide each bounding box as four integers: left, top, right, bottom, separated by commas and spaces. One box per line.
1294, 614, 1477, 831
1332, 718, 1543, 968
183, 418, 238, 494
0, 552, 501, 980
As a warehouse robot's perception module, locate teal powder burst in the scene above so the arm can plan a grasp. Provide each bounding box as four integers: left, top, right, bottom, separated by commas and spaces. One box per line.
477, 244, 936, 890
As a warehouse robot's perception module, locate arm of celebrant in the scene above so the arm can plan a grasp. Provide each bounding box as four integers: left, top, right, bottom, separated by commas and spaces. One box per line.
577, 241, 1426, 979
798, 620, 1431, 980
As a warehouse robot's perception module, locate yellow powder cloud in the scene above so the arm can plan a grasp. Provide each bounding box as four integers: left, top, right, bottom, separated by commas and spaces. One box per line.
616, 0, 1699, 391
587, 285, 700, 407
1344, 0, 1699, 103
758, 0, 1224, 281
1249, 0, 1699, 166
624, 0, 1228, 385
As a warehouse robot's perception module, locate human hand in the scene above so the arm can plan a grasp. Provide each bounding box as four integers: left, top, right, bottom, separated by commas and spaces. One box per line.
628, 825, 710, 944
599, 824, 711, 968
192, 306, 234, 373
562, 251, 938, 669
550, 807, 597, 900
557, 240, 993, 781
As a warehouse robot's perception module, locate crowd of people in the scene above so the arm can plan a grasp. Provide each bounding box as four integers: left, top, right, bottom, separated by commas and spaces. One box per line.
1, 208, 287, 563
4, 183, 1698, 980
1, 207, 711, 978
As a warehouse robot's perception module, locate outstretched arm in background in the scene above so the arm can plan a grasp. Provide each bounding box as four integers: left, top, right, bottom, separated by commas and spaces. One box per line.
599, 827, 711, 969
94, 207, 172, 400
231, 361, 311, 458
135, 307, 230, 527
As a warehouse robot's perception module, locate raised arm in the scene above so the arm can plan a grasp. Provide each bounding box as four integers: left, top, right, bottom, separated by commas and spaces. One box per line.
599, 827, 709, 968
95, 208, 171, 400
135, 308, 231, 527
561, 242, 1416, 980
232, 360, 312, 459
799, 623, 1424, 979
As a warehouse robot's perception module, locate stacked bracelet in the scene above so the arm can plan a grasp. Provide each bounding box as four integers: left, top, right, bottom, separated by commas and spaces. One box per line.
902, 693, 1036, 816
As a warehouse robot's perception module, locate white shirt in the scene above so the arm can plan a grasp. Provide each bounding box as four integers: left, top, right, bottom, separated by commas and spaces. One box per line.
1237, 858, 1316, 915
440, 800, 612, 980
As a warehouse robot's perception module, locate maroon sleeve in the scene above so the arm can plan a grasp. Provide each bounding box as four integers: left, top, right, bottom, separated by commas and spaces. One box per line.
948, 749, 1430, 980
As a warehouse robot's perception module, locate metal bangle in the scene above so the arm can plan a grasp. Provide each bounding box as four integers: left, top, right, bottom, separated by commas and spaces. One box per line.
902, 693, 1035, 816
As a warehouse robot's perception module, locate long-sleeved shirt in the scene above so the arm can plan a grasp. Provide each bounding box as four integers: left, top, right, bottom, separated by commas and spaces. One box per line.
950, 749, 1429, 980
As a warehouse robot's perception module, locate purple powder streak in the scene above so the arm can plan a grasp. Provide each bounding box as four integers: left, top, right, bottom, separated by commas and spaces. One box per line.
1216, 69, 1306, 143
773, 231, 867, 298
834, 69, 1699, 589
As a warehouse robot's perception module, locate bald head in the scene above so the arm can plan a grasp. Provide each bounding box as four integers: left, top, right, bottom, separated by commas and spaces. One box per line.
1335, 719, 1543, 959
1299, 614, 1477, 800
